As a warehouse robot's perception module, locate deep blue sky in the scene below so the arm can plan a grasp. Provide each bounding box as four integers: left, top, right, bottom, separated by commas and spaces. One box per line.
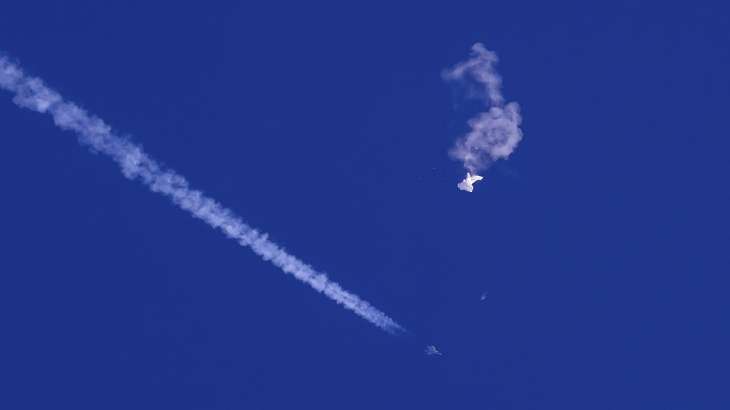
1, 1, 728, 409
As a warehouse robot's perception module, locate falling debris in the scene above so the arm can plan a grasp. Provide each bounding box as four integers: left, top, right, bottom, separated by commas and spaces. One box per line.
444, 43, 523, 190
457, 172, 484, 192
425, 345, 443, 356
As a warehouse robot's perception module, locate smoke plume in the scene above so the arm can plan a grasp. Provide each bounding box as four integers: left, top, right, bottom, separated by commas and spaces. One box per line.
444, 43, 523, 174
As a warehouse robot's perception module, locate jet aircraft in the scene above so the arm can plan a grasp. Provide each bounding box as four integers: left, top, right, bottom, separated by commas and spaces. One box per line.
425, 345, 443, 356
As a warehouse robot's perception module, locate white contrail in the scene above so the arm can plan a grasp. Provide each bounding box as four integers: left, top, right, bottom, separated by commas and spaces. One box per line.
0, 55, 403, 334
444, 43, 523, 181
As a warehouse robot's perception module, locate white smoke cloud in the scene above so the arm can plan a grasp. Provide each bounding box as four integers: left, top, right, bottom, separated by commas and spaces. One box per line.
0, 55, 403, 334
444, 43, 523, 175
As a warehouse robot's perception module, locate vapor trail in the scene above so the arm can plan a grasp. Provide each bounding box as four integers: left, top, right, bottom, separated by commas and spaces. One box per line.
0, 55, 403, 334
444, 43, 523, 184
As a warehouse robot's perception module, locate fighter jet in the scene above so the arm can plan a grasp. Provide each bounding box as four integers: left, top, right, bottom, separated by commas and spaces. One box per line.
457, 172, 484, 192
425, 345, 443, 356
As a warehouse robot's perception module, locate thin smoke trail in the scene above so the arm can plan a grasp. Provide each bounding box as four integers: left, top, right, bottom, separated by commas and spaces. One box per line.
0, 55, 403, 334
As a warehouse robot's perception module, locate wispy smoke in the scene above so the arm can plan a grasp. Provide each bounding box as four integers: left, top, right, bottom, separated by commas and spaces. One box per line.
444, 43, 523, 174
0, 55, 403, 334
